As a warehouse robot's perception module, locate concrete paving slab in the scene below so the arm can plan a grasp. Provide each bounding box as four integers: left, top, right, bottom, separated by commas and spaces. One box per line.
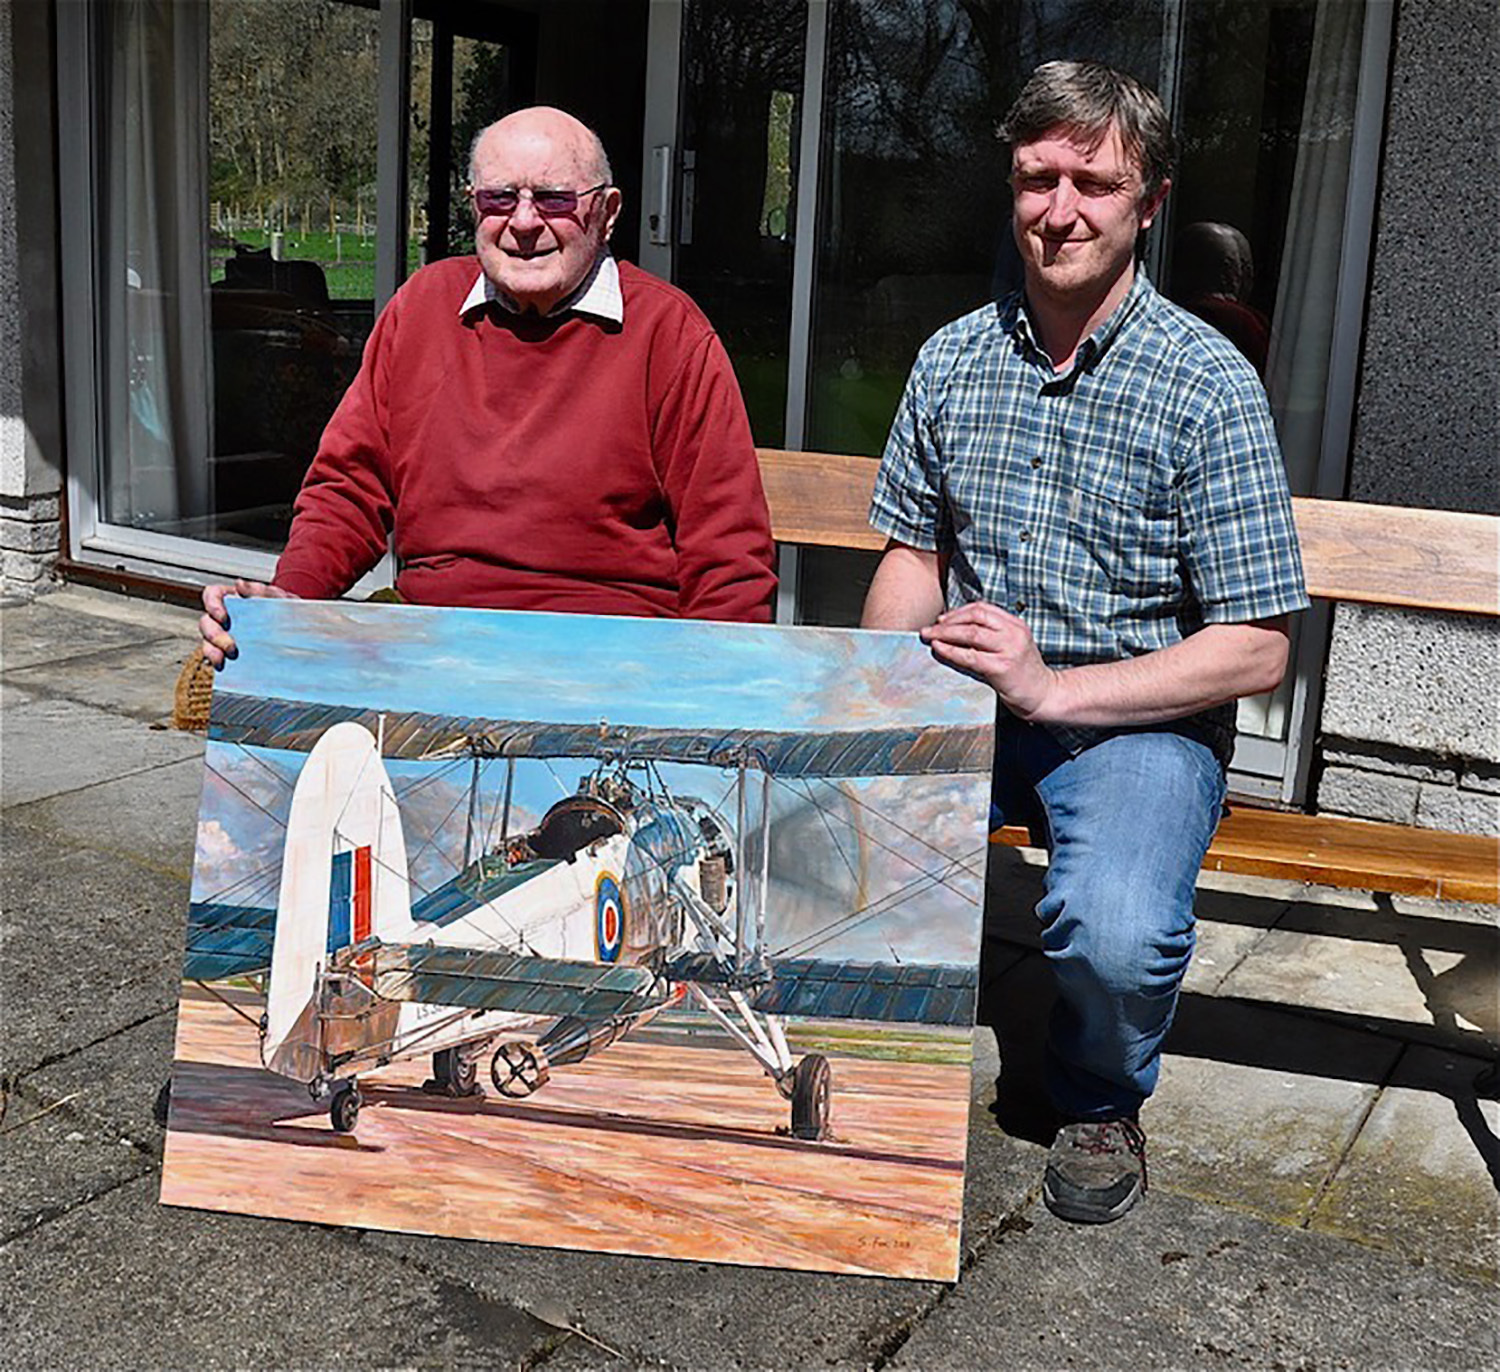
1217, 897, 1498, 1054
21, 1009, 179, 1157
962, 1098, 1049, 1253
2, 1175, 556, 1369
889, 1189, 1499, 1371
1183, 886, 1287, 995
1149, 996, 1398, 1222
1271, 878, 1500, 929
0, 1084, 156, 1244
1193, 872, 1296, 924
1309, 1044, 1500, 1280
352, 1094, 1043, 1368
367, 1224, 946, 1371
38, 584, 199, 638
7, 755, 204, 876
0, 821, 188, 1076
0, 593, 180, 672
4, 637, 200, 723
0, 680, 32, 709
0, 695, 202, 807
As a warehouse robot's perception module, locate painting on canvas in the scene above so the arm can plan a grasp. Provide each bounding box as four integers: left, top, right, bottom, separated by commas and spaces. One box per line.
161, 599, 994, 1280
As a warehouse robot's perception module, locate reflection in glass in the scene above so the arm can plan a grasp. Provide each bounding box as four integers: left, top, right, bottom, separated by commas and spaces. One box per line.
97, 0, 383, 549
675, 0, 808, 448
799, 0, 1164, 625
202, 0, 382, 550
1164, 0, 1371, 746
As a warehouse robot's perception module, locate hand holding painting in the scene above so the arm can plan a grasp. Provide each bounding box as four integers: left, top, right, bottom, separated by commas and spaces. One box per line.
198, 580, 297, 668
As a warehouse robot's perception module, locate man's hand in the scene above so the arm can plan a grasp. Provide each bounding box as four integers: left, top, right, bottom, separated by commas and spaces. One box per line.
921, 601, 1061, 720
199, 580, 297, 669
924, 608, 1291, 728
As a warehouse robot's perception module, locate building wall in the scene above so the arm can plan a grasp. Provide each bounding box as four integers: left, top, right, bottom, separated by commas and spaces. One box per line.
0, 0, 62, 598
1314, 0, 1499, 835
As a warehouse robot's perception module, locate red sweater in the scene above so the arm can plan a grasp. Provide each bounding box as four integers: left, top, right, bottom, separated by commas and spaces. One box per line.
273, 257, 776, 622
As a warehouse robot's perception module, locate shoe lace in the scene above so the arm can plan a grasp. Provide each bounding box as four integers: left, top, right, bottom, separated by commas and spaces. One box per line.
1073, 1119, 1148, 1189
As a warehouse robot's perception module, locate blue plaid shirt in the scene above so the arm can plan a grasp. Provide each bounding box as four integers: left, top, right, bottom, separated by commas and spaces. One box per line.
870, 272, 1309, 764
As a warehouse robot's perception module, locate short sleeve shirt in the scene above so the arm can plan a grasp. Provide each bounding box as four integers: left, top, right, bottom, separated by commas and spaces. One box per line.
870, 272, 1310, 765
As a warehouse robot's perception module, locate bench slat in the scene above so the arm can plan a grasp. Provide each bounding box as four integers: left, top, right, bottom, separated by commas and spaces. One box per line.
758, 447, 1499, 904
1293, 499, 1500, 617
757, 448, 885, 551
757, 448, 1500, 616
994, 808, 1499, 904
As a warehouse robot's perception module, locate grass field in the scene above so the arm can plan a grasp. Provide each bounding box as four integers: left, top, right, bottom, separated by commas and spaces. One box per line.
212, 228, 426, 301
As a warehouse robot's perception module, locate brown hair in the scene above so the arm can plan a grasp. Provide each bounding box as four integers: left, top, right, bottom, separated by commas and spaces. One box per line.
999, 60, 1176, 203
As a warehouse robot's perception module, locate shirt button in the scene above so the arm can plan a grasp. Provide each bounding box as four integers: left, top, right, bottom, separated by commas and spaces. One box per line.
1014, 599, 1027, 614
1030, 457, 1043, 469
1019, 529, 1032, 543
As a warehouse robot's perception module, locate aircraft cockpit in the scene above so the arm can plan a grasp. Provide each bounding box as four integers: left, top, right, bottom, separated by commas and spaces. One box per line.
530, 795, 627, 862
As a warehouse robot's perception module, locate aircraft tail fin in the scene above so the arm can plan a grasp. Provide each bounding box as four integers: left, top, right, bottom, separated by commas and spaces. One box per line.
262, 721, 411, 1080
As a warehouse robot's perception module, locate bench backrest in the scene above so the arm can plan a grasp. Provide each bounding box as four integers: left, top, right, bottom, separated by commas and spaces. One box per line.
756, 448, 1500, 619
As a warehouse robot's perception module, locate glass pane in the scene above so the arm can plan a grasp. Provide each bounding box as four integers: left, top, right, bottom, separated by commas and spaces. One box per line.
416, 27, 526, 268
97, 0, 382, 550
798, 0, 1165, 625
806, 0, 1165, 463
1163, 1, 1370, 750
675, 0, 809, 447
1167, 0, 1358, 500
419, 4, 646, 269
204, 0, 381, 550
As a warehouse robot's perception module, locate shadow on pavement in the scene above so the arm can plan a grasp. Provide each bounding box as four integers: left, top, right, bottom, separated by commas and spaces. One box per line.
977, 846, 1500, 1189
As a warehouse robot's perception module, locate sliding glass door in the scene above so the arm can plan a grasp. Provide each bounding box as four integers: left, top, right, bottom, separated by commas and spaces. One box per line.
58, 0, 1390, 802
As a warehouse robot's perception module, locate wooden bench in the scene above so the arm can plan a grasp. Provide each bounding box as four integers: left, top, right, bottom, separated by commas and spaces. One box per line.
756, 447, 1500, 904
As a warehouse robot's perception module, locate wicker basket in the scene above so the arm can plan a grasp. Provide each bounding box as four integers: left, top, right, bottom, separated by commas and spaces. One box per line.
171, 644, 215, 732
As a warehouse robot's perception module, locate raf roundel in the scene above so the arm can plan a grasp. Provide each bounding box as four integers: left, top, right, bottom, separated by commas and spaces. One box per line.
595, 872, 625, 963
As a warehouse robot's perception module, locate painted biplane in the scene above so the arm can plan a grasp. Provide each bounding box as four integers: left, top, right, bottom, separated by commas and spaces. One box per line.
185, 691, 990, 1139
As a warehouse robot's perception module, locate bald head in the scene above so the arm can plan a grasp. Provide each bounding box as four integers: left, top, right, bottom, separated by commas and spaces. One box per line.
469, 107, 611, 189
467, 105, 622, 315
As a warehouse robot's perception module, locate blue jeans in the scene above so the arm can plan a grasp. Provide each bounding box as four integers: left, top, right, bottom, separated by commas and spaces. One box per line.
991, 720, 1227, 1121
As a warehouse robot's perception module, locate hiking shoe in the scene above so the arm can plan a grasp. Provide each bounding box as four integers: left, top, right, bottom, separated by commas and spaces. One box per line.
1043, 1117, 1148, 1224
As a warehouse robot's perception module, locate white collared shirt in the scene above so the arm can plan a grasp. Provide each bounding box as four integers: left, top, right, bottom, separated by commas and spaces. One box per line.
458, 253, 624, 324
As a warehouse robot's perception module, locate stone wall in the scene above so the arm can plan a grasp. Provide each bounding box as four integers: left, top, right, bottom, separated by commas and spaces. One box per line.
1314, 0, 1500, 836
0, 0, 62, 598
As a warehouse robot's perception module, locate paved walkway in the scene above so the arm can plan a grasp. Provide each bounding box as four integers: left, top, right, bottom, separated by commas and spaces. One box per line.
1, 585, 1496, 1369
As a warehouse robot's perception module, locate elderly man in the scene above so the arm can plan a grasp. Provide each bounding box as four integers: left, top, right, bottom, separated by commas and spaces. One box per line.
201, 106, 775, 662
862, 62, 1307, 1224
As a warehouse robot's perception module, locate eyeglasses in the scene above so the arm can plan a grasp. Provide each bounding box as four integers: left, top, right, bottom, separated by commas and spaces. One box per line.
469, 183, 609, 219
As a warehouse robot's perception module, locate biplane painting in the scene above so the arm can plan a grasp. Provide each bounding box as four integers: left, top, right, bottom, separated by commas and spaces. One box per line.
161, 600, 995, 1280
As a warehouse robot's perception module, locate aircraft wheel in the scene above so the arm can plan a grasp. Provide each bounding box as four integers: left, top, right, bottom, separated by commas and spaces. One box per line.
434, 1047, 479, 1097
330, 1083, 361, 1133
790, 1053, 831, 1141
490, 1042, 550, 1098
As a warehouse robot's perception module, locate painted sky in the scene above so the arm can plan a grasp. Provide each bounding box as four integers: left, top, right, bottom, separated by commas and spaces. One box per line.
193, 601, 994, 965
218, 600, 994, 732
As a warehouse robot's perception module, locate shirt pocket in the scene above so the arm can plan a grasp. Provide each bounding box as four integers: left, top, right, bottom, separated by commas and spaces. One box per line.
1063, 450, 1180, 603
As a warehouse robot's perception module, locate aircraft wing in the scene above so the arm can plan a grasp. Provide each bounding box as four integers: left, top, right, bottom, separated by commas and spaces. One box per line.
751, 957, 978, 1027
349, 943, 667, 1019
183, 901, 276, 981
209, 691, 992, 778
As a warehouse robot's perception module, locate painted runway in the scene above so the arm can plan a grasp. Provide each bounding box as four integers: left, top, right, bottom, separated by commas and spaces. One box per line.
161, 986, 973, 1279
